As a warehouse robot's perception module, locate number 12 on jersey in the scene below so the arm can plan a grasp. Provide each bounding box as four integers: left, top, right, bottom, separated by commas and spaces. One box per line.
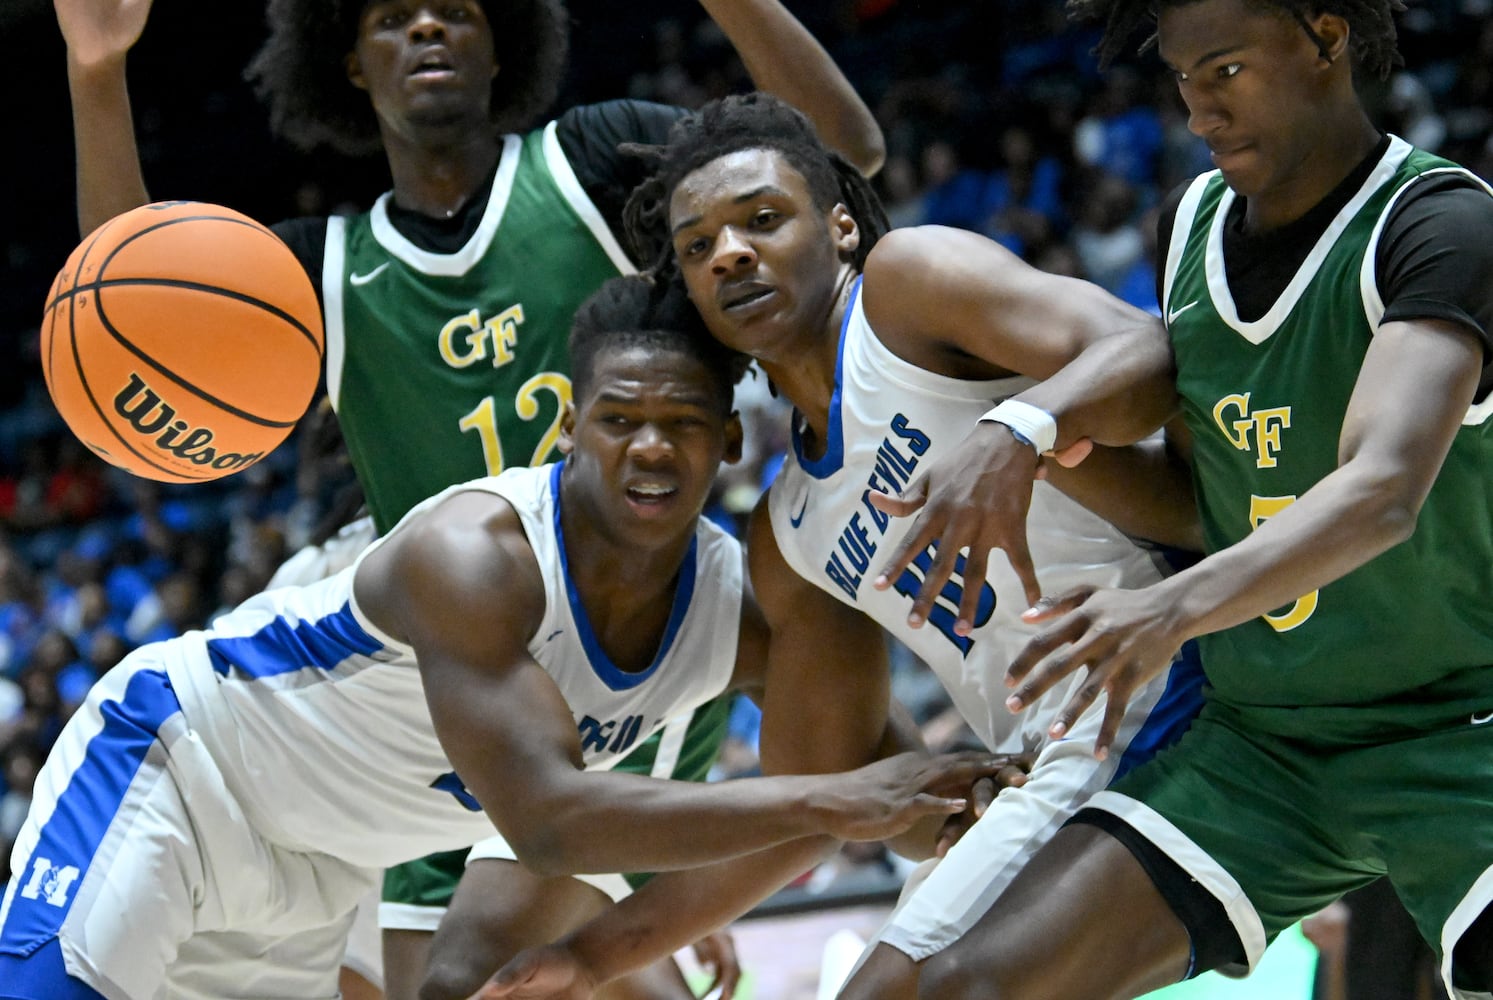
458, 372, 572, 474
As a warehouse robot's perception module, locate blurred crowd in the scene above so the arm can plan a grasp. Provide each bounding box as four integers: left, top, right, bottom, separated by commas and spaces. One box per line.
3, 0, 1493, 911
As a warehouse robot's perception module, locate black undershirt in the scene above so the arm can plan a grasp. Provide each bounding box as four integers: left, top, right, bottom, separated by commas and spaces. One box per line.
271, 98, 686, 284
1154, 135, 1493, 398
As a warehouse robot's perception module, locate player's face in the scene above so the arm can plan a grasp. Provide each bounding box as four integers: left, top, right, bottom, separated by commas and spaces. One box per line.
561, 346, 742, 540
347, 0, 498, 131
1157, 0, 1339, 200
668, 150, 858, 365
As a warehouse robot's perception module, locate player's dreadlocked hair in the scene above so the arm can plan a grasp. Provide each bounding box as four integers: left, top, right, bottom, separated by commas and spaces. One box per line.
1067, 0, 1405, 79
621, 93, 889, 278
245, 0, 569, 156
570, 276, 752, 414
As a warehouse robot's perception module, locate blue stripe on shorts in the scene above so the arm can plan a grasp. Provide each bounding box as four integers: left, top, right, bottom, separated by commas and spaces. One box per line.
1112, 639, 1207, 783
0, 667, 181, 958
0, 936, 108, 999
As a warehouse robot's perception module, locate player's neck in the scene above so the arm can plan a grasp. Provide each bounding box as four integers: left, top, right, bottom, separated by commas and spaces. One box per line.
560, 518, 693, 672
757, 270, 856, 456
384, 133, 504, 220
1241, 112, 1379, 233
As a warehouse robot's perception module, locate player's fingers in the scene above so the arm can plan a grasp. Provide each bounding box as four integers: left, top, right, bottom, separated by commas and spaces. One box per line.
1004, 615, 1081, 692
1092, 683, 1132, 763
477, 967, 525, 997
1005, 638, 1087, 713
914, 793, 970, 817
994, 763, 1027, 792
1020, 585, 1098, 624
954, 548, 990, 636
928, 752, 1018, 795
714, 947, 742, 999
1050, 437, 1094, 468
905, 536, 963, 628
1004, 533, 1043, 610
871, 492, 937, 591
865, 476, 928, 518
1045, 667, 1105, 740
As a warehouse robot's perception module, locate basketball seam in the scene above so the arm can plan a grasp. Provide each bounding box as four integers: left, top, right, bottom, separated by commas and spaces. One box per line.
99, 212, 325, 357
63, 222, 220, 483
48, 276, 324, 362
89, 289, 301, 430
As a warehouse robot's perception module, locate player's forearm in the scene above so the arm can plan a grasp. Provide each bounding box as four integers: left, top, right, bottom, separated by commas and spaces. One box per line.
565, 837, 838, 987
1154, 459, 1421, 642
1043, 438, 1202, 551
504, 770, 852, 877
66, 54, 150, 235
699, 0, 884, 175
1018, 320, 1179, 451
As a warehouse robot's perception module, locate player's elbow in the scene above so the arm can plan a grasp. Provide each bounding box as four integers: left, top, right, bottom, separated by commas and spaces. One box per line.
1374, 498, 1421, 548
847, 133, 887, 178
502, 825, 574, 877
1350, 466, 1429, 549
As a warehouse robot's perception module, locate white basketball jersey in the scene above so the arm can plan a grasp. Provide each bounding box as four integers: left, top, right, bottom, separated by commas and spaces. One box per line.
165, 464, 742, 868
769, 277, 1169, 754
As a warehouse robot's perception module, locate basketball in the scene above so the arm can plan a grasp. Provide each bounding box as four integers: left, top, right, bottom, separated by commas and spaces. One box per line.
40, 201, 325, 484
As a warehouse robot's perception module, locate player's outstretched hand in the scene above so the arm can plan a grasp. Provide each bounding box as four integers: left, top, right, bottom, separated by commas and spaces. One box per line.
934, 753, 1032, 858
55, 0, 153, 67
691, 930, 742, 999
868, 422, 1044, 628
470, 943, 597, 1000
820, 750, 1014, 843
1004, 585, 1184, 760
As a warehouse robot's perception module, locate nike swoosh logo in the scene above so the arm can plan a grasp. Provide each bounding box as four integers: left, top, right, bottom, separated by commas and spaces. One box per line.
1167, 300, 1199, 325
349, 262, 390, 286
545, 629, 564, 644
1472, 710, 1493, 726
788, 494, 809, 529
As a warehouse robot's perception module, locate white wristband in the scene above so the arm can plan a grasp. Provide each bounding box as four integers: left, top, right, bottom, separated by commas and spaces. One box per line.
980, 399, 1057, 455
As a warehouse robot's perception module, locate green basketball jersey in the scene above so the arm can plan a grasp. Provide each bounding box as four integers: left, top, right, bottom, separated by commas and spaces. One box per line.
324, 122, 635, 533
1162, 136, 1493, 738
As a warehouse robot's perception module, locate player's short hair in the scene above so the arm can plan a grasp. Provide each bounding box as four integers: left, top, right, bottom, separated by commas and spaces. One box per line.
1067, 0, 1404, 79
621, 93, 889, 278
246, 0, 569, 156
569, 276, 752, 415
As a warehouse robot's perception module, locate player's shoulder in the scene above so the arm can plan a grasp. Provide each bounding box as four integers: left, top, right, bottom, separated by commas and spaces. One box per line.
367, 487, 543, 625
271, 215, 329, 281
555, 99, 688, 153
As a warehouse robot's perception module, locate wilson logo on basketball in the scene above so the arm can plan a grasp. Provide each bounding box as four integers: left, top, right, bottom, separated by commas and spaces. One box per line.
113, 373, 264, 471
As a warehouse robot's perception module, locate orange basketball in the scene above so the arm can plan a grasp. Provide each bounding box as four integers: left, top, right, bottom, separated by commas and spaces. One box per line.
40, 201, 324, 484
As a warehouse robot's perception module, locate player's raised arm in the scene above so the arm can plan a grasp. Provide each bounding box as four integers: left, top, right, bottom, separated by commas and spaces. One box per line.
699, 0, 884, 176
862, 225, 1179, 619
55, 0, 153, 235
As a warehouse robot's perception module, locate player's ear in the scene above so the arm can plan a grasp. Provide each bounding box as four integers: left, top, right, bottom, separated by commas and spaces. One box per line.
722, 411, 744, 465
829, 204, 860, 261
345, 51, 368, 91
557, 401, 578, 455
1308, 12, 1351, 67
